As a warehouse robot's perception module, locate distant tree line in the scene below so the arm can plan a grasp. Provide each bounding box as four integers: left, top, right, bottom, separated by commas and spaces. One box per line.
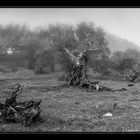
0, 22, 140, 77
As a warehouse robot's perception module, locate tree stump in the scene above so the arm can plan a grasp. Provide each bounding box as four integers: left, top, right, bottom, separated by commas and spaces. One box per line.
0, 83, 42, 126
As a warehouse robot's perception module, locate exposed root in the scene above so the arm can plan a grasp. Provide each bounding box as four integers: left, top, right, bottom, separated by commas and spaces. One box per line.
65, 64, 127, 92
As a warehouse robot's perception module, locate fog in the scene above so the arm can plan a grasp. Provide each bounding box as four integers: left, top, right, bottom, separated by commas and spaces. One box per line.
0, 8, 140, 46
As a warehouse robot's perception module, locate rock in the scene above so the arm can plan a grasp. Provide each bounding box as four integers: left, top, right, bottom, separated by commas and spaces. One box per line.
103, 112, 112, 117
96, 105, 99, 108
95, 84, 99, 91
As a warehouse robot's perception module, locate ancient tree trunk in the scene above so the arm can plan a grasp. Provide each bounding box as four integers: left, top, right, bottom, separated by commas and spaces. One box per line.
64, 48, 95, 89
66, 60, 88, 86
63, 48, 114, 91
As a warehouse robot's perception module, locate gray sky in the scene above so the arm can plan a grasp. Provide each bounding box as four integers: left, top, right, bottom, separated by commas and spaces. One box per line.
0, 8, 140, 46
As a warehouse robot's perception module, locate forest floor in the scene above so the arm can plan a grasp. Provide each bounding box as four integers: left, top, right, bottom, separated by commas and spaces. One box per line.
0, 68, 140, 132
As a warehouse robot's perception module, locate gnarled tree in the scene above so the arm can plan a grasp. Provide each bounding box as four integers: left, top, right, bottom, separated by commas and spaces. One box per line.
63, 33, 107, 90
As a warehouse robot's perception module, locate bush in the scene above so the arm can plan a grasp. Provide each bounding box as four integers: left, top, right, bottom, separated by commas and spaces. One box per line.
115, 58, 136, 74
90, 58, 112, 76
34, 50, 55, 74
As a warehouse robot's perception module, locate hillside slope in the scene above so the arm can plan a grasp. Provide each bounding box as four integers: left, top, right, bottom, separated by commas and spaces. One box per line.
105, 33, 140, 53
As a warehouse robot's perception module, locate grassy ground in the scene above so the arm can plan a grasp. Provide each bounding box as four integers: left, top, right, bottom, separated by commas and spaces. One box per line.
0, 69, 140, 132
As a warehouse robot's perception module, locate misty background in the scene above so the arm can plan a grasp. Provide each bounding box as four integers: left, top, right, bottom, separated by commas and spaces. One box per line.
0, 8, 140, 76
0, 8, 140, 52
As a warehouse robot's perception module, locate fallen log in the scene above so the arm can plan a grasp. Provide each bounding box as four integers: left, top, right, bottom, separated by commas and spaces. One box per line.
0, 83, 42, 126
122, 69, 140, 83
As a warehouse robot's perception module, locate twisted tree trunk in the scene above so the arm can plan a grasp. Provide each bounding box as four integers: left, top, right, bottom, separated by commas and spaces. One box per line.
63, 48, 99, 91
121, 69, 140, 82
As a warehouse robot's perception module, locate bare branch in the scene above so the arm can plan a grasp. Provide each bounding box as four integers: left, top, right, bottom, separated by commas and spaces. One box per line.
64, 48, 80, 65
